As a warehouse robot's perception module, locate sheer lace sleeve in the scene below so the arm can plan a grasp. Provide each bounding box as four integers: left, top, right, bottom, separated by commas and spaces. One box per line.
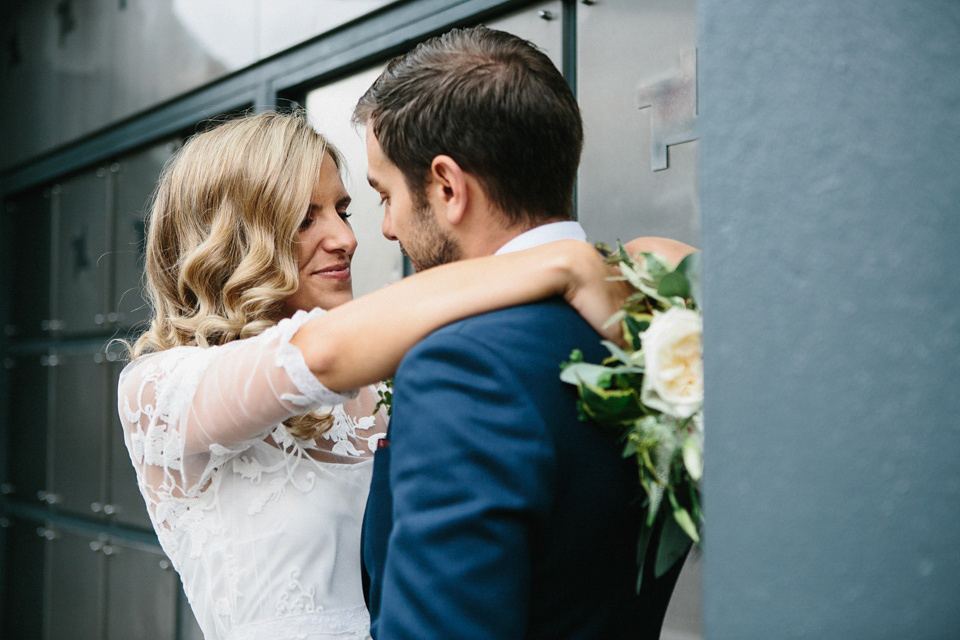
117, 308, 358, 495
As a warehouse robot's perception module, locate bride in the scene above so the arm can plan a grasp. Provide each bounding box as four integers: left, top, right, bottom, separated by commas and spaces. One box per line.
116, 111, 637, 639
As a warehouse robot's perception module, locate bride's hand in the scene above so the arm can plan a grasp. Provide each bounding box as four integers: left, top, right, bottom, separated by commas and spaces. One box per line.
561, 241, 632, 346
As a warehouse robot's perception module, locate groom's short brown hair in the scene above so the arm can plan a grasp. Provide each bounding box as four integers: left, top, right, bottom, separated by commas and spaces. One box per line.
353, 26, 583, 226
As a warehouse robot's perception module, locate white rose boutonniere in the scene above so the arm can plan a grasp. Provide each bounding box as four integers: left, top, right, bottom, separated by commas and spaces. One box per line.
561, 244, 703, 589
641, 307, 703, 420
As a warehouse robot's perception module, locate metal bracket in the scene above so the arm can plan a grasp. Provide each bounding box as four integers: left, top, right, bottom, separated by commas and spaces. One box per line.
637, 49, 698, 171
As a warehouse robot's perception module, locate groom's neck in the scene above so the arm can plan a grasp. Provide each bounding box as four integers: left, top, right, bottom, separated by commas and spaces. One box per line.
460, 214, 569, 259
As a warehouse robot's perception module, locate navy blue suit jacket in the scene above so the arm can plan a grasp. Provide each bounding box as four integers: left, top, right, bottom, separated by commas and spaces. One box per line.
362, 299, 682, 639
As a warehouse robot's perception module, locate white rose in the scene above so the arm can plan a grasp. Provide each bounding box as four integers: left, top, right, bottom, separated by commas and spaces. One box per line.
640, 307, 704, 419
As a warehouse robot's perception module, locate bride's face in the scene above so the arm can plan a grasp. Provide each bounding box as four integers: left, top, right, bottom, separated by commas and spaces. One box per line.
281, 153, 357, 315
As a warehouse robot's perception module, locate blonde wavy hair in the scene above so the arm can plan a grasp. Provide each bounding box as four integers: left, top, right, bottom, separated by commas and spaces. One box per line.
132, 110, 345, 438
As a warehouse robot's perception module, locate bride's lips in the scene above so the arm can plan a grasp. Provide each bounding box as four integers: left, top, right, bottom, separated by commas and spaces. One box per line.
314, 263, 351, 280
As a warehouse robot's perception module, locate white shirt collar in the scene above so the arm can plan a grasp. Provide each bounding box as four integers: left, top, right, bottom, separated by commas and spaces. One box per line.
494, 221, 587, 255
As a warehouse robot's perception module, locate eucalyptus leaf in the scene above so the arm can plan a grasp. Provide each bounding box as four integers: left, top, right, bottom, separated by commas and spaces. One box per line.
623, 313, 651, 350
657, 271, 691, 299
602, 340, 642, 366
560, 362, 640, 387
619, 261, 671, 306
682, 436, 703, 482
672, 506, 700, 543
654, 511, 693, 578
677, 251, 702, 309
602, 308, 626, 330
635, 514, 656, 593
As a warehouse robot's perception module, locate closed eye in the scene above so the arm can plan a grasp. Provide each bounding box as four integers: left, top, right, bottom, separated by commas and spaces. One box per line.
337, 196, 352, 221
299, 207, 318, 232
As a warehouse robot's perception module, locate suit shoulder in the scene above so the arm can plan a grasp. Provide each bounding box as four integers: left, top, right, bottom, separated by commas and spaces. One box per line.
404, 297, 605, 377
431, 297, 588, 341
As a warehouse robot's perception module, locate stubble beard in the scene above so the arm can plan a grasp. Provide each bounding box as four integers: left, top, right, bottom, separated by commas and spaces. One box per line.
404, 203, 463, 272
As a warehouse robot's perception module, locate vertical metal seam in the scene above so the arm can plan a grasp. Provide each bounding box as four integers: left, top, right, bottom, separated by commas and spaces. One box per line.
562, 0, 579, 220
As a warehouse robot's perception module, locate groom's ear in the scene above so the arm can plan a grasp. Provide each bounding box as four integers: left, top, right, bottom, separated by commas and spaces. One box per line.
428, 155, 468, 226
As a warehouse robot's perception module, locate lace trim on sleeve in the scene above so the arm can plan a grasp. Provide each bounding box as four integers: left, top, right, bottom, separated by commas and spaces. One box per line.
271, 308, 359, 407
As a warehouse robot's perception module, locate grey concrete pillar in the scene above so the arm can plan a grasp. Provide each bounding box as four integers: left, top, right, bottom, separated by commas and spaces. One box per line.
699, 1, 960, 637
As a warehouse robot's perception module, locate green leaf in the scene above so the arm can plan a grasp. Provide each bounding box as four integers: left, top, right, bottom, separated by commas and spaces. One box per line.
676, 251, 702, 309
603, 308, 626, 330
559, 362, 641, 388
682, 435, 703, 482
623, 313, 651, 350
672, 506, 700, 544
635, 515, 656, 593
654, 510, 694, 578
578, 382, 644, 425
601, 340, 641, 366
657, 270, 691, 300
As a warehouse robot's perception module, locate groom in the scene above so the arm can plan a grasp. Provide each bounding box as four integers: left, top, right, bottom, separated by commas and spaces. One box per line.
355, 27, 686, 638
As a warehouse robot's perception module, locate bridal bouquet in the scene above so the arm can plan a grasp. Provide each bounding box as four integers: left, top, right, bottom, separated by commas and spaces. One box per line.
561, 244, 703, 587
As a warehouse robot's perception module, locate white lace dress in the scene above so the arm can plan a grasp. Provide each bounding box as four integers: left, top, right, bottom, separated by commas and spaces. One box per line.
116, 309, 386, 640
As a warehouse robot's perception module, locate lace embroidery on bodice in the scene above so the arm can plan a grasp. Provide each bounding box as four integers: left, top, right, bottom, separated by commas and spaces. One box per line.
117, 309, 383, 639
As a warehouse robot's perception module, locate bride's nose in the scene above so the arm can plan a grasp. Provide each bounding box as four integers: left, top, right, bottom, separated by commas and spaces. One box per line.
322, 216, 357, 254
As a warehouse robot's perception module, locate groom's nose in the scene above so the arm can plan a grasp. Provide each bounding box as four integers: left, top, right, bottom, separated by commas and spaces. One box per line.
381, 210, 398, 242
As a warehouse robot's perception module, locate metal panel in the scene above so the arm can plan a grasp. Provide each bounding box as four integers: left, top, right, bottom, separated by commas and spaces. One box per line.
3, 355, 49, 505
0, 0, 62, 170
112, 140, 180, 330
53, 168, 111, 335
105, 540, 178, 640
578, 3, 701, 636
483, 0, 563, 70
0, 517, 45, 640
48, 349, 110, 517
664, 550, 702, 639
4, 189, 52, 338
43, 526, 104, 640
258, 0, 396, 59
180, 597, 206, 640
577, 0, 699, 247
110, 0, 244, 124
54, 0, 115, 147
107, 358, 152, 530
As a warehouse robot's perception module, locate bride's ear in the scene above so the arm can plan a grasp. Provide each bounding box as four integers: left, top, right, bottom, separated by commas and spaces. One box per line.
428, 155, 468, 226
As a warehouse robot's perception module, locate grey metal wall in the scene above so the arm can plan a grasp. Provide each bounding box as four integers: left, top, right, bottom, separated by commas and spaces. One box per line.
0, 0, 395, 172
699, 1, 960, 637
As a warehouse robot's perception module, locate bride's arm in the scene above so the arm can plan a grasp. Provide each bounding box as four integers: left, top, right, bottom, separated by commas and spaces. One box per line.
624, 236, 697, 265
291, 239, 623, 392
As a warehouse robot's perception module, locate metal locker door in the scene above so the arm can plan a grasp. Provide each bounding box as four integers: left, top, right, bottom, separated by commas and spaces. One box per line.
0, 0, 60, 168
42, 526, 105, 640
577, 2, 702, 637
4, 188, 52, 338
104, 540, 178, 640
3, 354, 49, 506
106, 357, 152, 530
180, 598, 205, 640
0, 517, 45, 639
48, 349, 110, 517
576, 0, 699, 247
484, 0, 564, 70
52, 168, 112, 336
113, 140, 180, 331
53, 0, 115, 148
